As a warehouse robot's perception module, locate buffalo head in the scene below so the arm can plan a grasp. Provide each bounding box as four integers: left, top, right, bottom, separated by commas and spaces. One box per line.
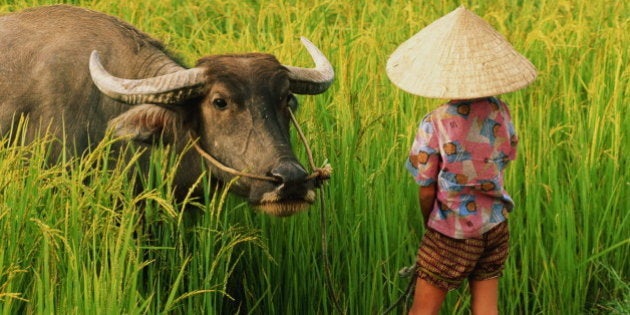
88, 37, 334, 216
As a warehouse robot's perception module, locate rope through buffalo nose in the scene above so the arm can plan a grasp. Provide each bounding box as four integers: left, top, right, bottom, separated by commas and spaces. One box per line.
286, 107, 332, 183
190, 107, 341, 313
189, 106, 332, 184
191, 137, 280, 182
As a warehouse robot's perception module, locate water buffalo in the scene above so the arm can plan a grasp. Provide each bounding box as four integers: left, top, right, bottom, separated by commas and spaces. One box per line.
0, 5, 334, 216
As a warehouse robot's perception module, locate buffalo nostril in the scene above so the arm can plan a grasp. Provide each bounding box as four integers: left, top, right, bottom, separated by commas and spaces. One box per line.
270, 160, 308, 184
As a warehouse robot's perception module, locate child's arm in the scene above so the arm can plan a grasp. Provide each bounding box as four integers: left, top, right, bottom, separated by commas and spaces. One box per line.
418, 183, 437, 227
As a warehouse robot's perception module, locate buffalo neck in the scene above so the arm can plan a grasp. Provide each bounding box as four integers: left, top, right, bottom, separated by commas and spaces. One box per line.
133, 48, 188, 79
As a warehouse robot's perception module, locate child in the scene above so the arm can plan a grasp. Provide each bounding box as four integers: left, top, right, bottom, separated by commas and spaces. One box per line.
386, 6, 536, 315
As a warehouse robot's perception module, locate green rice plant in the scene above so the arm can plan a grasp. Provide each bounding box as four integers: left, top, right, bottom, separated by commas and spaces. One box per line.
0, 120, 258, 314
1, 0, 628, 314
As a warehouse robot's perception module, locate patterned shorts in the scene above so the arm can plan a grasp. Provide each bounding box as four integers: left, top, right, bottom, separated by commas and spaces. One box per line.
415, 221, 510, 291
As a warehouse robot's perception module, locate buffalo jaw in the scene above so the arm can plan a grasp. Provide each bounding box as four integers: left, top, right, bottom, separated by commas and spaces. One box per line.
256, 186, 316, 217
244, 160, 317, 217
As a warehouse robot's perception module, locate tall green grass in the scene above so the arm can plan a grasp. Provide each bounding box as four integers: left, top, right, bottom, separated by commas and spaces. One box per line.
1, 0, 628, 314
0, 119, 260, 314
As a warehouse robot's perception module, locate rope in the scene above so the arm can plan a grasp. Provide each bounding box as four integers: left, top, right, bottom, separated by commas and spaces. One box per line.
191, 137, 280, 182
190, 107, 342, 312
191, 108, 419, 313
189, 129, 331, 183
381, 265, 417, 314
287, 107, 344, 314
288, 107, 420, 314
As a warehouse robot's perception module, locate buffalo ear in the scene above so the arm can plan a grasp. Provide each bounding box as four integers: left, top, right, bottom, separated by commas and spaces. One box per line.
108, 104, 180, 142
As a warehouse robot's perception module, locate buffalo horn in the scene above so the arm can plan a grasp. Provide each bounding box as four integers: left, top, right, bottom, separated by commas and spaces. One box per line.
89, 51, 206, 105
284, 37, 335, 95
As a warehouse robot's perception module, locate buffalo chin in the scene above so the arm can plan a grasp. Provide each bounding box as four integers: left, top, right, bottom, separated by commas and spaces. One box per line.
255, 201, 312, 217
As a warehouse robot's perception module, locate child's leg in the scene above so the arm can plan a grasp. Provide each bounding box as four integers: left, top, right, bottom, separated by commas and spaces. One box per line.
409, 278, 447, 315
469, 222, 509, 315
470, 278, 499, 315
411, 227, 479, 315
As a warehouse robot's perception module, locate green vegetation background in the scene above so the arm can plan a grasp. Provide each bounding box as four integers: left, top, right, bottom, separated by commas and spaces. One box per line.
0, 0, 628, 314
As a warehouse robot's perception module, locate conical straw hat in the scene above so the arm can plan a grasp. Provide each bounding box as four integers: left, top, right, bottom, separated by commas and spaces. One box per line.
386, 6, 537, 99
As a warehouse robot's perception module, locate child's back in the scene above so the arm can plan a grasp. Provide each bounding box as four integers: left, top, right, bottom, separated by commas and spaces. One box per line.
407, 97, 518, 239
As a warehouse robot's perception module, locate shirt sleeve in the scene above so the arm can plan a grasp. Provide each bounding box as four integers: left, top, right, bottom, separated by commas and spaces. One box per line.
406, 114, 440, 186
501, 100, 518, 161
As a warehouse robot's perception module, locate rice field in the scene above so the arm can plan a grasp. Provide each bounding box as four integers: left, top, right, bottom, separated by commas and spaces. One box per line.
0, 0, 628, 314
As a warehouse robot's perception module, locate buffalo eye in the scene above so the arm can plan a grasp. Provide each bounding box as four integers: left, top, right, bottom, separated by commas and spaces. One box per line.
213, 98, 228, 110
286, 94, 299, 111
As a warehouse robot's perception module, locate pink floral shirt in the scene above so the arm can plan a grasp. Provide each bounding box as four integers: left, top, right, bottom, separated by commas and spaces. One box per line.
406, 97, 518, 239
